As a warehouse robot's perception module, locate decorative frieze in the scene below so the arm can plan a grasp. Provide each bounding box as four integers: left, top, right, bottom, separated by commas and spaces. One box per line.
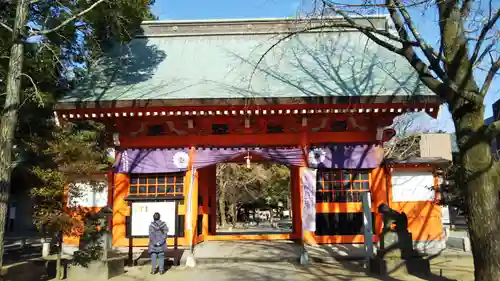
117, 114, 382, 138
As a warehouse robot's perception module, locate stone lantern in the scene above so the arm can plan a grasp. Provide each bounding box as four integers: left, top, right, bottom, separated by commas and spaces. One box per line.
96, 206, 113, 260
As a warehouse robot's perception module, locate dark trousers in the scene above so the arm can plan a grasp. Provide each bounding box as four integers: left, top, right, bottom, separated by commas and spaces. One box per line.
151, 252, 165, 272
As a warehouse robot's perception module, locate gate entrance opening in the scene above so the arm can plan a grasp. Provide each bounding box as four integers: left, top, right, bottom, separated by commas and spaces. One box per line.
214, 163, 293, 236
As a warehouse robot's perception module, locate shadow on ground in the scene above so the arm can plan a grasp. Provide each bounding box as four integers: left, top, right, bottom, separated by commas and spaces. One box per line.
189, 240, 474, 281
162, 260, 473, 281
0, 257, 69, 281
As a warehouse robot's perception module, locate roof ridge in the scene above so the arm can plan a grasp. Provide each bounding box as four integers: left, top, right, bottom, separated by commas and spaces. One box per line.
138, 15, 391, 38
141, 15, 390, 25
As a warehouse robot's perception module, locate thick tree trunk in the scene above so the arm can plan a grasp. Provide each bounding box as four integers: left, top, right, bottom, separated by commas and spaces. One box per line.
466, 173, 500, 281
437, 2, 500, 278
0, 0, 28, 270
218, 192, 226, 227
454, 106, 500, 281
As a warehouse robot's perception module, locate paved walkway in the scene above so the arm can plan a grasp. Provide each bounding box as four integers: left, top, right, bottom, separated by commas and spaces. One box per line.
193, 240, 301, 262
192, 240, 368, 262
111, 258, 475, 281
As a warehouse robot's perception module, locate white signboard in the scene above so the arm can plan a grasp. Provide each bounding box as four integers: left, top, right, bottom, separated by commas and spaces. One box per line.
68, 182, 108, 208
391, 171, 435, 202
131, 201, 176, 237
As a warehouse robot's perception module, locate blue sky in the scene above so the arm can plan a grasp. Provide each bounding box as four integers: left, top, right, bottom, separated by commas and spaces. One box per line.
152, 0, 305, 19
152, 0, 499, 132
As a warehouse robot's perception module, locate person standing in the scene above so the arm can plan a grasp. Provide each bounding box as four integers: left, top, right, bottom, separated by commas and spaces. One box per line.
149, 212, 168, 275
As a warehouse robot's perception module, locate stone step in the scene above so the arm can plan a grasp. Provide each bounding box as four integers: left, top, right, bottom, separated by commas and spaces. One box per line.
138, 254, 301, 265
135, 257, 178, 267
195, 256, 300, 264
146, 252, 366, 265
134, 249, 184, 267
309, 255, 365, 263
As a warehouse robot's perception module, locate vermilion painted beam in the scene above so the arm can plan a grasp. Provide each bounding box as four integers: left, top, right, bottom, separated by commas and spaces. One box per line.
316, 203, 364, 213
118, 131, 376, 148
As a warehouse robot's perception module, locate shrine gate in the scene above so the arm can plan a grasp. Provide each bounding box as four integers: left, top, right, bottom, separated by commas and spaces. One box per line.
56, 16, 444, 254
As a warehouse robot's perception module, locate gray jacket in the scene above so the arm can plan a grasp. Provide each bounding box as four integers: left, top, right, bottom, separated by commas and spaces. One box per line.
148, 220, 168, 253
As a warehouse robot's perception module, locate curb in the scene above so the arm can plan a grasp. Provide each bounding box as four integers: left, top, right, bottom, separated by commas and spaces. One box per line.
446, 236, 472, 252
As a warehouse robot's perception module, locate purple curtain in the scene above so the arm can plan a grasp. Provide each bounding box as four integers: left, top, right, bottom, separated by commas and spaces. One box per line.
115, 144, 383, 174
191, 147, 304, 169
116, 148, 190, 174
301, 168, 317, 232
307, 144, 383, 169
191, 148, 247, 169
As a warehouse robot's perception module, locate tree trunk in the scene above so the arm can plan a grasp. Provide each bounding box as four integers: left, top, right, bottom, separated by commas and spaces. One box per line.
454, 106, 500, 281
0, 0, 28, 270
466, 174, 500, 281
230, 203, 237, 227
218, 192, 226, 227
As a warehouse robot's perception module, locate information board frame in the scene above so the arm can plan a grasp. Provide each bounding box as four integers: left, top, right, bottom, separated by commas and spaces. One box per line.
129, 200, 179, 238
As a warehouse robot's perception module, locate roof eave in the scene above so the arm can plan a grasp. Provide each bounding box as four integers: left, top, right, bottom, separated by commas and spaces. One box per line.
384, 157, 452, 168
55, 95, 441, 110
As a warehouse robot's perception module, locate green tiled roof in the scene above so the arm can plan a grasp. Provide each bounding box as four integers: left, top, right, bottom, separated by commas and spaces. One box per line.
61, 20, 434, 106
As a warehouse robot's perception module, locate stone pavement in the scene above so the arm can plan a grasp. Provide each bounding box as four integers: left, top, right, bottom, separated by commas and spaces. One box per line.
193, 240, 301, 262
102, 257, 474, 281
192, 240, 372, 262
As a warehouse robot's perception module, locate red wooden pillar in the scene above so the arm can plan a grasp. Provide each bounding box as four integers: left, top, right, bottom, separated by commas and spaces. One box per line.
207, 165, 217, 235
370, 167, 388, 239
112, 173, 130, 246
290, 166, 302, 240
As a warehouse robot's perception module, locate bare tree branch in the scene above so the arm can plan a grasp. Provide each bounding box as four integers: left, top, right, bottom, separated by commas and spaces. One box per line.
31, 0, 106, 36
384, 133, 421, 159
332, 0, 445, 61
322, 0, 484, 105
480, 58, 500, 96
323, 0, 435, 10
470, 8, 500, 66
473, 39, 497, 68
392, 0, 448, 80
0, 21, 13, 33
460, 0, 474, 18
322, 1, 445, 97
323, 4, 406, 53
19, 73, 43, 106
249, 19, 411, 88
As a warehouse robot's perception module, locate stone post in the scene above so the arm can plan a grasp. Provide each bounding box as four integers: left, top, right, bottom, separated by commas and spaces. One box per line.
361, 192, 374, 267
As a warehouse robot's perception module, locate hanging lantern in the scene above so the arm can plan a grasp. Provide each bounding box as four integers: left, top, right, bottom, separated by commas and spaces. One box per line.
244, 152, 252, 168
